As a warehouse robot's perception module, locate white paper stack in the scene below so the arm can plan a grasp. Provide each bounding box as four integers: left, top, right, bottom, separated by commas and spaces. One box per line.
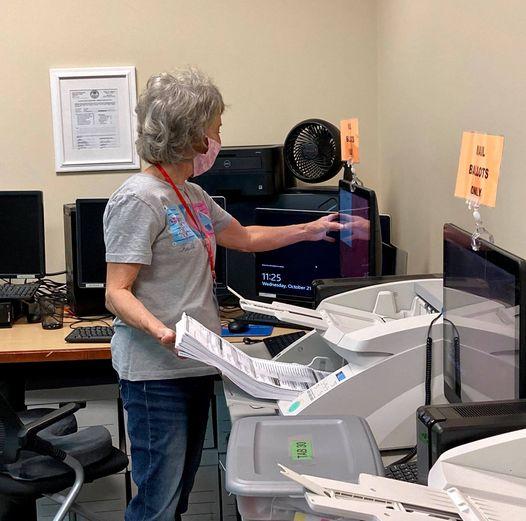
175, 313, 329, 401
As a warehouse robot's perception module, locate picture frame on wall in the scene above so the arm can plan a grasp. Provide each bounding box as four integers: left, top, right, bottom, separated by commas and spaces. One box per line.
49, 66, 140, 173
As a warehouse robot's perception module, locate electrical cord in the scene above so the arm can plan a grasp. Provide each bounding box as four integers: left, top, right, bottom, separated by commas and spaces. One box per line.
424, 312, 444, 406
69, 316, 113, 328
242, 337, 260, 345
387, 311, 447, 468
35, 278, 67, 302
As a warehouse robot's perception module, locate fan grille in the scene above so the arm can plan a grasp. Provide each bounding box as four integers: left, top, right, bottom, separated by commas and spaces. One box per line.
284, 119, 342, 183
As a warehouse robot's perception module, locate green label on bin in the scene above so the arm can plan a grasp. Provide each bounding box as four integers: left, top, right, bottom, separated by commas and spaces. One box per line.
290, 440, 313, 461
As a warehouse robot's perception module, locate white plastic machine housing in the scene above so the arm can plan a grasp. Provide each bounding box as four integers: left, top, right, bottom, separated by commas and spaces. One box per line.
234, 279, 445, 450
279, 428, 526, 521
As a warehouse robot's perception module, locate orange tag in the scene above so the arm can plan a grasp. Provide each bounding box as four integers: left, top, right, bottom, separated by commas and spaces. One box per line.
454, 131, 504, 207
340, 118, 360, 163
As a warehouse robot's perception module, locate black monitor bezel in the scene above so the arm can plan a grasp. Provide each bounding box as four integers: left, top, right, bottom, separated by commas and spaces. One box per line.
338, 180, 382, 277
212, 196, 228, 290
75, 198, 108, 289
443, 223, 526, 403
0, 190, 46, 279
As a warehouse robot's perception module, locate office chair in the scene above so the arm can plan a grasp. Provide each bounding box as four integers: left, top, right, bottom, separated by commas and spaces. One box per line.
0, 394, 128, 521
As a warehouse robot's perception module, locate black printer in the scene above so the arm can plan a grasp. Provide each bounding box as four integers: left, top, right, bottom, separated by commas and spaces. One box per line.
416, 400, 526, 484
191, 145, 283, 197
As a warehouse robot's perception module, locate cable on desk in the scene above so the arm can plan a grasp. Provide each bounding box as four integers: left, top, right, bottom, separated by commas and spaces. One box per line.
69, 316, 114, 329
220, 305, 241, 312
35, 278, 67, 303
242, 337, 260, 345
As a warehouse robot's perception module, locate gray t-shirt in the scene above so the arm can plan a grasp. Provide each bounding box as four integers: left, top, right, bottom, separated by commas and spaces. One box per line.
103, 173, 233, 381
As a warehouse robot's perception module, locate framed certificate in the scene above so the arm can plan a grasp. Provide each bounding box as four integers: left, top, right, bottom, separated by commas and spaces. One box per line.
49, 66, 140, 172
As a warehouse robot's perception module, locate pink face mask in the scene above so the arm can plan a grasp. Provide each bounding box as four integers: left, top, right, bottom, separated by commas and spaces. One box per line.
193, 137, 221, 177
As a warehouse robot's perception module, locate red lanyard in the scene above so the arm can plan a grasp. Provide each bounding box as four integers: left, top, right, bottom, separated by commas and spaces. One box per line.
155, 164, 216, 280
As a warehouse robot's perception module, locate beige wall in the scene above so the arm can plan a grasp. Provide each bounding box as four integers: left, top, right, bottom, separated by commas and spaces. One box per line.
0, 0, 379, 274
378, 0, 526, 273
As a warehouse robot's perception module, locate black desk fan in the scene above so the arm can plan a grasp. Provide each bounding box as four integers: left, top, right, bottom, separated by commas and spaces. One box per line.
283, 118, 359, 184
283, 118, 382, 276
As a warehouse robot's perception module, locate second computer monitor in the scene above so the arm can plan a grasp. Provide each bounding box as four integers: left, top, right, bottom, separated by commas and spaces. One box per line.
212, 196, 228, 291
76, 199, 108, 288
75, 196, 228, 289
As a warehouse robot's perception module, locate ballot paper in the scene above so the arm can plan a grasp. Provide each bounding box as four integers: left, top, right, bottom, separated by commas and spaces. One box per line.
175, 313, 328, 401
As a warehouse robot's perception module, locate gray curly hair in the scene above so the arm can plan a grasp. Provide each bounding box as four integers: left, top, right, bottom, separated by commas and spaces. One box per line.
135, 68, 224, 164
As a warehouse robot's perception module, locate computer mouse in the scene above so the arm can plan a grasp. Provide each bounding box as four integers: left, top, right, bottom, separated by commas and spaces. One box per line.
228, 320, 249, 334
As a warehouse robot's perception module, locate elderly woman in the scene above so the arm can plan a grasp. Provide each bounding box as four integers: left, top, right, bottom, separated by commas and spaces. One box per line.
103, 68, 340, 521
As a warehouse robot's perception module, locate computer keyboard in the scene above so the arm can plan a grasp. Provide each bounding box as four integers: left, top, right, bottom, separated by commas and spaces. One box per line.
65, 326, 114, 344
0, 282, 40, 300
237, 311, 311, 330
263, 331, 306, 357
384, 461, 419, 483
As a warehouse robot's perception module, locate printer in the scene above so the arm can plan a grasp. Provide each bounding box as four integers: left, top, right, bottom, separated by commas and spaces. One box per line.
226, 277, 445, 450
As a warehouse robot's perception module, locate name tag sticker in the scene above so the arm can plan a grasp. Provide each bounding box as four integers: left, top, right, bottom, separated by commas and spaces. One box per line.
290, 439, 313, 461
340, 118, 360, 163
454, 131, 504, 207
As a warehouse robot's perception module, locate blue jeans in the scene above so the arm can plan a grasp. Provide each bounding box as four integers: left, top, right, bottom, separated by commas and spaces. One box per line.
120, 377, 215, 521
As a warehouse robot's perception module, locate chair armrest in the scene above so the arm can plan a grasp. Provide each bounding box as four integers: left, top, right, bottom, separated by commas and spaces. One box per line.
20, 401, 86, 440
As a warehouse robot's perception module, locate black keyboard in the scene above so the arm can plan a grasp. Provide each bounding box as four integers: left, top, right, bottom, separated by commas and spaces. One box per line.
0, 283, 40, 300
237, 311, 311, 330
263, 331, 306, 357
384, 461, 419, 483
65, 326, 114, 343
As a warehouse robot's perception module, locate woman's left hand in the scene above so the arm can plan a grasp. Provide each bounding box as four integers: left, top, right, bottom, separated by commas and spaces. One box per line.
156, 327, 176, 347
303, 213, 343, 242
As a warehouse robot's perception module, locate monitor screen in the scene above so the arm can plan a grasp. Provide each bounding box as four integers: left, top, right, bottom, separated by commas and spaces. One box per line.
255, 208, 340, 303
443, 223, 526, 403
339, 183, 374, 277
0, 191, 46, 278
76, 199, 108, 288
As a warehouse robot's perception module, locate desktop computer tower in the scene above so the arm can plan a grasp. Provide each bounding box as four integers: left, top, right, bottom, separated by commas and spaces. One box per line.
416, 400, 526, 484
63, 204, 107, 316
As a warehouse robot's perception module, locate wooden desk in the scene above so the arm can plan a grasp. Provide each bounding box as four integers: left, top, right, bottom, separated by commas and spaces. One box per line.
0, 319, 299, 363
0, 320, 111, 363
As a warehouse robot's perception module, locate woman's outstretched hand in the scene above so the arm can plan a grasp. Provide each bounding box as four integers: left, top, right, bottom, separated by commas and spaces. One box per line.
303, 213, 343, 243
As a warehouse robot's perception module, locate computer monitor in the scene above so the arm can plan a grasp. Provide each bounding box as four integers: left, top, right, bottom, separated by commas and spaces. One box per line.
213, 196, 228, 291
254, 208, 340, 305
76, 199, 108, 288
443, 223, 526, 403
338, 180, 382, 277
0, 191, 46, 278
75, 196, 228, 290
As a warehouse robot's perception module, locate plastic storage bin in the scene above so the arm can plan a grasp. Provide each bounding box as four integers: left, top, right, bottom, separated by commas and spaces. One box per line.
226, 415, 383, 521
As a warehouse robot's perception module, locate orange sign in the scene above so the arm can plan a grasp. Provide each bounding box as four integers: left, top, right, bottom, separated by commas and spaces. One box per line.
340, 118, 360, 163
454, 131, 504, 207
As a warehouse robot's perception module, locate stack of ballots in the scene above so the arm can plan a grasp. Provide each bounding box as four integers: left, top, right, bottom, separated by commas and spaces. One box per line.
175, 313, 329, 401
